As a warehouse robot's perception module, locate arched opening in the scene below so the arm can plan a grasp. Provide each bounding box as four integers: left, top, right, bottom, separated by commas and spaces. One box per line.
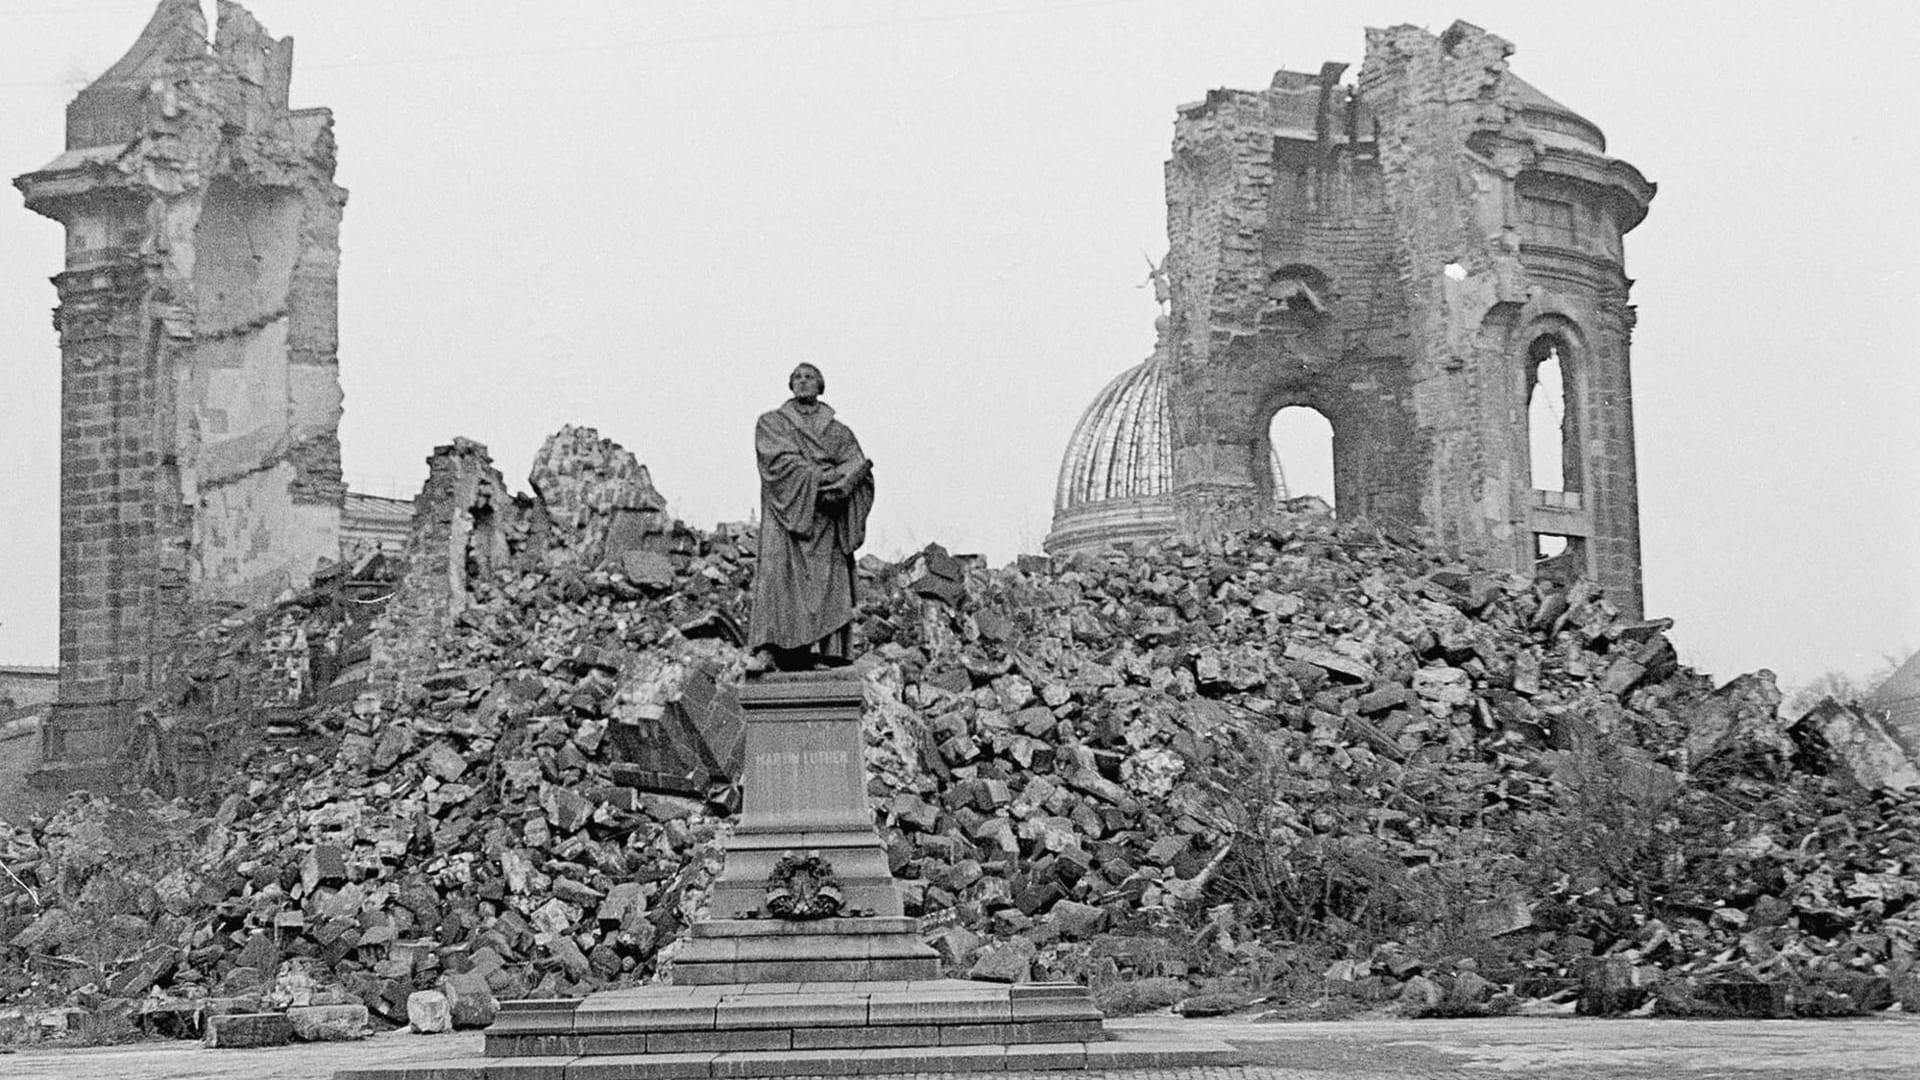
1534, 533, 1586, 586
1267, 406, 1335, 511
1525, 336, 1581, 494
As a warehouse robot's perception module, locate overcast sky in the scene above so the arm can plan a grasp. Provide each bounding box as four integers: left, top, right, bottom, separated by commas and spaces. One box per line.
1, 1, 1916, 692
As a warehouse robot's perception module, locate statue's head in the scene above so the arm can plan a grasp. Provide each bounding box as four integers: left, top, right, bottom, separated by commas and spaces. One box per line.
789, 363, 825, 402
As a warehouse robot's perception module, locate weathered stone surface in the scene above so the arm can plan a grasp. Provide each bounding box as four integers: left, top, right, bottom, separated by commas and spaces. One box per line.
1793, 700, 1920, 791
439, 971, 499, 1029
204, 1011, 293, 1048
18, 0, 355, 779
1048, 22, 1655, 627
407, 990, 452, 1033
287, 1003, 368, 1041
530, 425, 672, 571
968, 939, 1036, 984
1395, 975, 1445, 1017
1045, 900, 1106, 940
0, 261, 1909, 1036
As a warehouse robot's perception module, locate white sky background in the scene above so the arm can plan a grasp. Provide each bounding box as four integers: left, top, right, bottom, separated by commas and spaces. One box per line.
0, 0, 1916, 692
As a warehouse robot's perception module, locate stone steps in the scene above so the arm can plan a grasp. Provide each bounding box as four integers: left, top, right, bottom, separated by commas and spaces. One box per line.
333, 980, 1235, 1078
338, 1036, 1232, 1078
486, 979, 1100, 1055
672, 917, 942, 985
330, 677, 1239, 1080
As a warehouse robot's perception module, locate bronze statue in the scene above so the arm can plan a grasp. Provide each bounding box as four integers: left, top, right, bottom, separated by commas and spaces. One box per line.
746, 363, 874, 672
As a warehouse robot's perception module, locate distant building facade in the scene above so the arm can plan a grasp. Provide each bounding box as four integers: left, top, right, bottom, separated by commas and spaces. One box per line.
0, 666, 59, 715
1049, 22, 1655, 617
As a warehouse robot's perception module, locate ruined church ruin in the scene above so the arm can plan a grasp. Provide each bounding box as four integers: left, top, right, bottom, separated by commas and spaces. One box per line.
14, 8, 1655, 787
1049, 21, 1655, 619
13, 0, 405, 782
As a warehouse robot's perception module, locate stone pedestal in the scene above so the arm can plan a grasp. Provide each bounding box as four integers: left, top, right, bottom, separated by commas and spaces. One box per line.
672, 670, 941, 984
334, 669, 1237, 1077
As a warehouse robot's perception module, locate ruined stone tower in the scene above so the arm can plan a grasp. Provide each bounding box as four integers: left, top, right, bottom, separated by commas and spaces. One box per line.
1050, 22, 1655, 616
14, 0, 348, 779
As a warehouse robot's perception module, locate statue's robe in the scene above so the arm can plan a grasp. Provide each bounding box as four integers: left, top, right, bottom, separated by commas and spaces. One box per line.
747, 398, 873, 658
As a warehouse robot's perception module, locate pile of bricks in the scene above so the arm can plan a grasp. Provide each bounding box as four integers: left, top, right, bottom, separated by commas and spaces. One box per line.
852, 526, 1920, 1018
3, 431, 1918, 1047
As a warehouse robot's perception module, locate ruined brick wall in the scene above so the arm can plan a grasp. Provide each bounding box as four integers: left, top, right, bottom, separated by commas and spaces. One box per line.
15, 0, 347, 775
365, 428, 676, 710
366, 440, 519, 706
1143, 21, 1653, 613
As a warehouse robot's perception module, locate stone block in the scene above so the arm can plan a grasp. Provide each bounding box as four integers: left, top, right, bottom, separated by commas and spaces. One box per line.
485, 1033, 584, 1058
791, 1023, 943, 1050
573, 996, 716, 1033
1694, 980, 1790, 1018
851, 1044, 1008, 1073
713, 993, 867, 1029
598, 882, 647, 926
440, 971, 499, 1029
203, 1011, 292, 1048
648, 1027, 792, 1054
1008, 981, 1089, 999
482, 1056, 578, 1079
1356, 685, 1413, 714
576, 1032, 650, 1054
563, 1054, 717, 1080
941, 1019, 1102, 1044
622, 551, 677, 590
728, 935, 873, 962
730, 960, 871, 983
937, 1022, 1020, 1045
1046, 899, 1106, 939
866, 989, 1008, 1026
1285, 642, 1374, 683
693, 916, 918, 938
1023, 1019, 1103, 1042
137, 1000, 203, 1039
286, 1003, 368, 1041
712, 1048, 863, 1078
671, 963, 740, 986
966, 941, 1033, 983
1009, 995, 1102, 1021
407, 989, 452, 1033
1002, 1041, 1091, 1070
1412, 665, 1473, 705
484, 998, 581, 1035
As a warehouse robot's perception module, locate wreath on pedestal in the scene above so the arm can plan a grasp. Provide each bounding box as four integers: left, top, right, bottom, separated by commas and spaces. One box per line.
765, 851, 844, 920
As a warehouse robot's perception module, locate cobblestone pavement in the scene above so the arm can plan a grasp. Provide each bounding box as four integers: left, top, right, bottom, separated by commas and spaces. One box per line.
3, 1013, 1917, 1079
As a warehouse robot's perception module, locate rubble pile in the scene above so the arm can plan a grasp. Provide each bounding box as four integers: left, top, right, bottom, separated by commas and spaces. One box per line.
853, 526, 1920, 1018
1, 430, 754, 1037
3, 429, 1918, 1043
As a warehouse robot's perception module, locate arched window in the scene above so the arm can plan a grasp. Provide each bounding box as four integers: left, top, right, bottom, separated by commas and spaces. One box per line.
1526, 335, 1581, 494
1268, 405, 1335, 510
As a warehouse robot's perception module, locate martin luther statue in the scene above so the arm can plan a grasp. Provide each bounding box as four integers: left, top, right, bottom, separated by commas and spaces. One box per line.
746, 363, 874, 672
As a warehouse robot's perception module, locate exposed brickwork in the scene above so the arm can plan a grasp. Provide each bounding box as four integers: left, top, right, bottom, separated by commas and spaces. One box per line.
1057, 21, 1654, 615
14, 0, 348, 778
365, 440, 522, 707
